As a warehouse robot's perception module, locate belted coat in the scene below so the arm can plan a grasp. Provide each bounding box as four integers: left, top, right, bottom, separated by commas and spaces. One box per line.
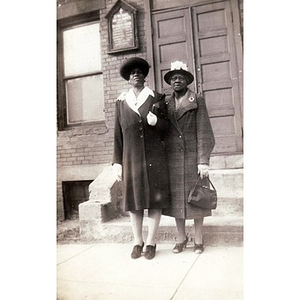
113, 91, 170, 212
162, 89, 215, 219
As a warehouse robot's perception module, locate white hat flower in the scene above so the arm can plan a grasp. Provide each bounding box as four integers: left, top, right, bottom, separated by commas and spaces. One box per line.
170, 61, 189, 71
164, 61, 194, 85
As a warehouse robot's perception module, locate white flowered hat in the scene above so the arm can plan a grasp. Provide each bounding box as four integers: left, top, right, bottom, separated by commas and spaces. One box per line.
164, 61, 194, 85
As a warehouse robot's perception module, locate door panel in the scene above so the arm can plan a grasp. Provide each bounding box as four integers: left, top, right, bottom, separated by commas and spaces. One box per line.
202, 61, 231, 82
200, 36, 228, 56
193, 1, 242, 153
152, 9, 195, 95
152, 0, 243, 154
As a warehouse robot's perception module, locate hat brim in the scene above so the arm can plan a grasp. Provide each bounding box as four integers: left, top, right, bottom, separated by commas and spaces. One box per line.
164, 69, 194, 85
120, 57, 150, 80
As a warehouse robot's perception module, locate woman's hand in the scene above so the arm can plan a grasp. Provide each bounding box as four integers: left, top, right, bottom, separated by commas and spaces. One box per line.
147, 111, 157, 126
112, 163, 122, 181
197, 164, 209, 179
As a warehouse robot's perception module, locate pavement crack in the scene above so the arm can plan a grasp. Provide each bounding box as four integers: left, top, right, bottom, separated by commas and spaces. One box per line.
169, 255, 201, 300
57, 244, 96, 266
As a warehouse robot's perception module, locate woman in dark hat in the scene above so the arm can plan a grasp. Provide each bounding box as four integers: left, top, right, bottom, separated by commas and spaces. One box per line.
113, 57, 170, 260
162, 61, 215, 254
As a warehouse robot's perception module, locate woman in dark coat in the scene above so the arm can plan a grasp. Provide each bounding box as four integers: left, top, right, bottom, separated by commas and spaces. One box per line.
162, 61, 215, 254
113, 57, 169, 260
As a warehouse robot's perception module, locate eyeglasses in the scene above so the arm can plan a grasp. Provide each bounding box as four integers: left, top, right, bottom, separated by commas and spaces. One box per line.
170, 75, 187, 81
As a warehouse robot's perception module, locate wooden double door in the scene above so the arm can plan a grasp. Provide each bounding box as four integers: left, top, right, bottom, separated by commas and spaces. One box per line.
152, 0, 243, 154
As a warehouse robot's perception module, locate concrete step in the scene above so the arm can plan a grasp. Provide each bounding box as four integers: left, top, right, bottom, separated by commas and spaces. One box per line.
212, 197, 243, 217
57, 215, 243, 247
77, 215, 243, 247
210, 168, 243, 199
208, 168, 243, 217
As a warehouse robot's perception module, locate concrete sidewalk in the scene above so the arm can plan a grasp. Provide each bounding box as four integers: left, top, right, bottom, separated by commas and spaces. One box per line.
57, 243, 243, 300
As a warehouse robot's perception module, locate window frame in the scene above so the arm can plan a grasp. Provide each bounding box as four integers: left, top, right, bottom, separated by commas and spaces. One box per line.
57, 11, 105, 130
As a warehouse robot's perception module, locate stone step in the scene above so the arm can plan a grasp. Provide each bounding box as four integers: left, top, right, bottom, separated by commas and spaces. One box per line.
209, 168, 243, 199
78, 215, 243, 247
75, 160, 244, 247
212, 197, 243, 217
208, 168, 243, 217
83, 165, 243, 223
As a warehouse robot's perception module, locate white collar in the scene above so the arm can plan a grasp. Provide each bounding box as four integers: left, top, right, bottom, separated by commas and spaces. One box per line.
124, 87, 154, 115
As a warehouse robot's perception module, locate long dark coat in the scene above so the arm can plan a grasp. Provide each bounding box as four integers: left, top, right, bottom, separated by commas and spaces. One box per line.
162, 89, 215, 219
113, 92, 170, 212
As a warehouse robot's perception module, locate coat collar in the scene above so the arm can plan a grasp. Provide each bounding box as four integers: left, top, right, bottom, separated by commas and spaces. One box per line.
166, 89, 197, 120
165, 89, 197, 134
175, 89, 197, 120
118, 87, 154, 116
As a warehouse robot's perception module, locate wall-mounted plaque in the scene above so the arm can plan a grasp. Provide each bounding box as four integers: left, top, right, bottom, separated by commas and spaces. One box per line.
105, 0, 139, 53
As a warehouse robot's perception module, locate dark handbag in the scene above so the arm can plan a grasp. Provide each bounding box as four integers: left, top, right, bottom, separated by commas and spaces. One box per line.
187, 177, 217, 209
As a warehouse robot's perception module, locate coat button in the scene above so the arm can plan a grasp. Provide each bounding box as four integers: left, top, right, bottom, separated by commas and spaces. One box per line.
139, 127, 143, 131
140, 135, 144, 138
178, 135, 182, 138
149, 163, 152, 167
138, 119, 142, 123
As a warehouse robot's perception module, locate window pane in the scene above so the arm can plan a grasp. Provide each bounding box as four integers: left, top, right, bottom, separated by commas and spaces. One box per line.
66, 74, 105, 124
63, 23, 101, 76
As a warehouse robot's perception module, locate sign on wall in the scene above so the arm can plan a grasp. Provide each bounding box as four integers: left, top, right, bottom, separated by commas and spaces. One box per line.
105, 0, 139, 53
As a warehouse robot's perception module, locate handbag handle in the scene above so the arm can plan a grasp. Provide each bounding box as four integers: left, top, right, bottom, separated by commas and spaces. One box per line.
195, 176, 216, 191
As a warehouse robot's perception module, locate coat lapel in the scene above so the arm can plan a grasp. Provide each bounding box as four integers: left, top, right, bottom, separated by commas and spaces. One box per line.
165, 95, 182, 134
175, 89, 197, 120
165, 89, 198, 134
122, 87, 155, 116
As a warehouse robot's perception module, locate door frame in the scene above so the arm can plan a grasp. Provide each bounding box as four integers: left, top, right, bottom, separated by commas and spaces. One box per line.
145, 0, 243, 154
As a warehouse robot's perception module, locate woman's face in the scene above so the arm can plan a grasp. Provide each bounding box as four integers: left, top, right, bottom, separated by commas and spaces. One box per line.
170, 72, 188, 92
129, 68, 145, 87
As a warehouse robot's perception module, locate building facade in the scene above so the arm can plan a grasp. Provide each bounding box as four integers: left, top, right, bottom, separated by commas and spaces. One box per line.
57, 0, 243, 221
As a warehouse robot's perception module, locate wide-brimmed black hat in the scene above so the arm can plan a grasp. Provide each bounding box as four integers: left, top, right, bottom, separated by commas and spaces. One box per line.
164, 61, 194, 85
120, 57, 150, 80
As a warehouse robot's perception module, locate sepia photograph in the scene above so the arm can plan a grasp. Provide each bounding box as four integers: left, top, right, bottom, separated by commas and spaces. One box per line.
56, 0, 243, 299
3, 0, 300, 300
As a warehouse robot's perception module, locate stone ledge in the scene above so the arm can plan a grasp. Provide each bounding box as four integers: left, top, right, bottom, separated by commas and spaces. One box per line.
78, 215, 243, 246
57, 216, 243, 247
79, 165, 123, 239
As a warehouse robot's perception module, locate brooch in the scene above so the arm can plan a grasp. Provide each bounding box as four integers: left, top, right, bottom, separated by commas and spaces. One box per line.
189, 97, 195, 102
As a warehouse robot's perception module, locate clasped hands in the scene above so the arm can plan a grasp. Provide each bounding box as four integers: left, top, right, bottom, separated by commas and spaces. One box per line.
147, 111, 157, 126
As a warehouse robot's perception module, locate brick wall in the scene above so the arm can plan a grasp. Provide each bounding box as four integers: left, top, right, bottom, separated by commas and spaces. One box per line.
56, 0, 243, 220
57, 0, 148, 220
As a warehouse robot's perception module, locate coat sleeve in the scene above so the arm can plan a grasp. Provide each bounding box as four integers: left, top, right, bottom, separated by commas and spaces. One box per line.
196, 95, 215, 165
112, 101, 123, 165
151, 93, 170, 135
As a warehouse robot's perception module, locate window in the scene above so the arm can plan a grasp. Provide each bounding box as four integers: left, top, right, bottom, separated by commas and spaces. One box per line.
57, 14, 105, 129
62, 180, 93, 220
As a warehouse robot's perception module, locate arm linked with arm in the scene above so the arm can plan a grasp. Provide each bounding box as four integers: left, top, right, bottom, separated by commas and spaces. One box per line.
151, 94, 170, 133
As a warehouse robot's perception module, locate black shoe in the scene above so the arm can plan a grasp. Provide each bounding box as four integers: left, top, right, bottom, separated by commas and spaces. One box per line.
173, 236, 188, 253
194, 243, 204, 254
145, 244, 156, 260
131, 242, 144, 259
